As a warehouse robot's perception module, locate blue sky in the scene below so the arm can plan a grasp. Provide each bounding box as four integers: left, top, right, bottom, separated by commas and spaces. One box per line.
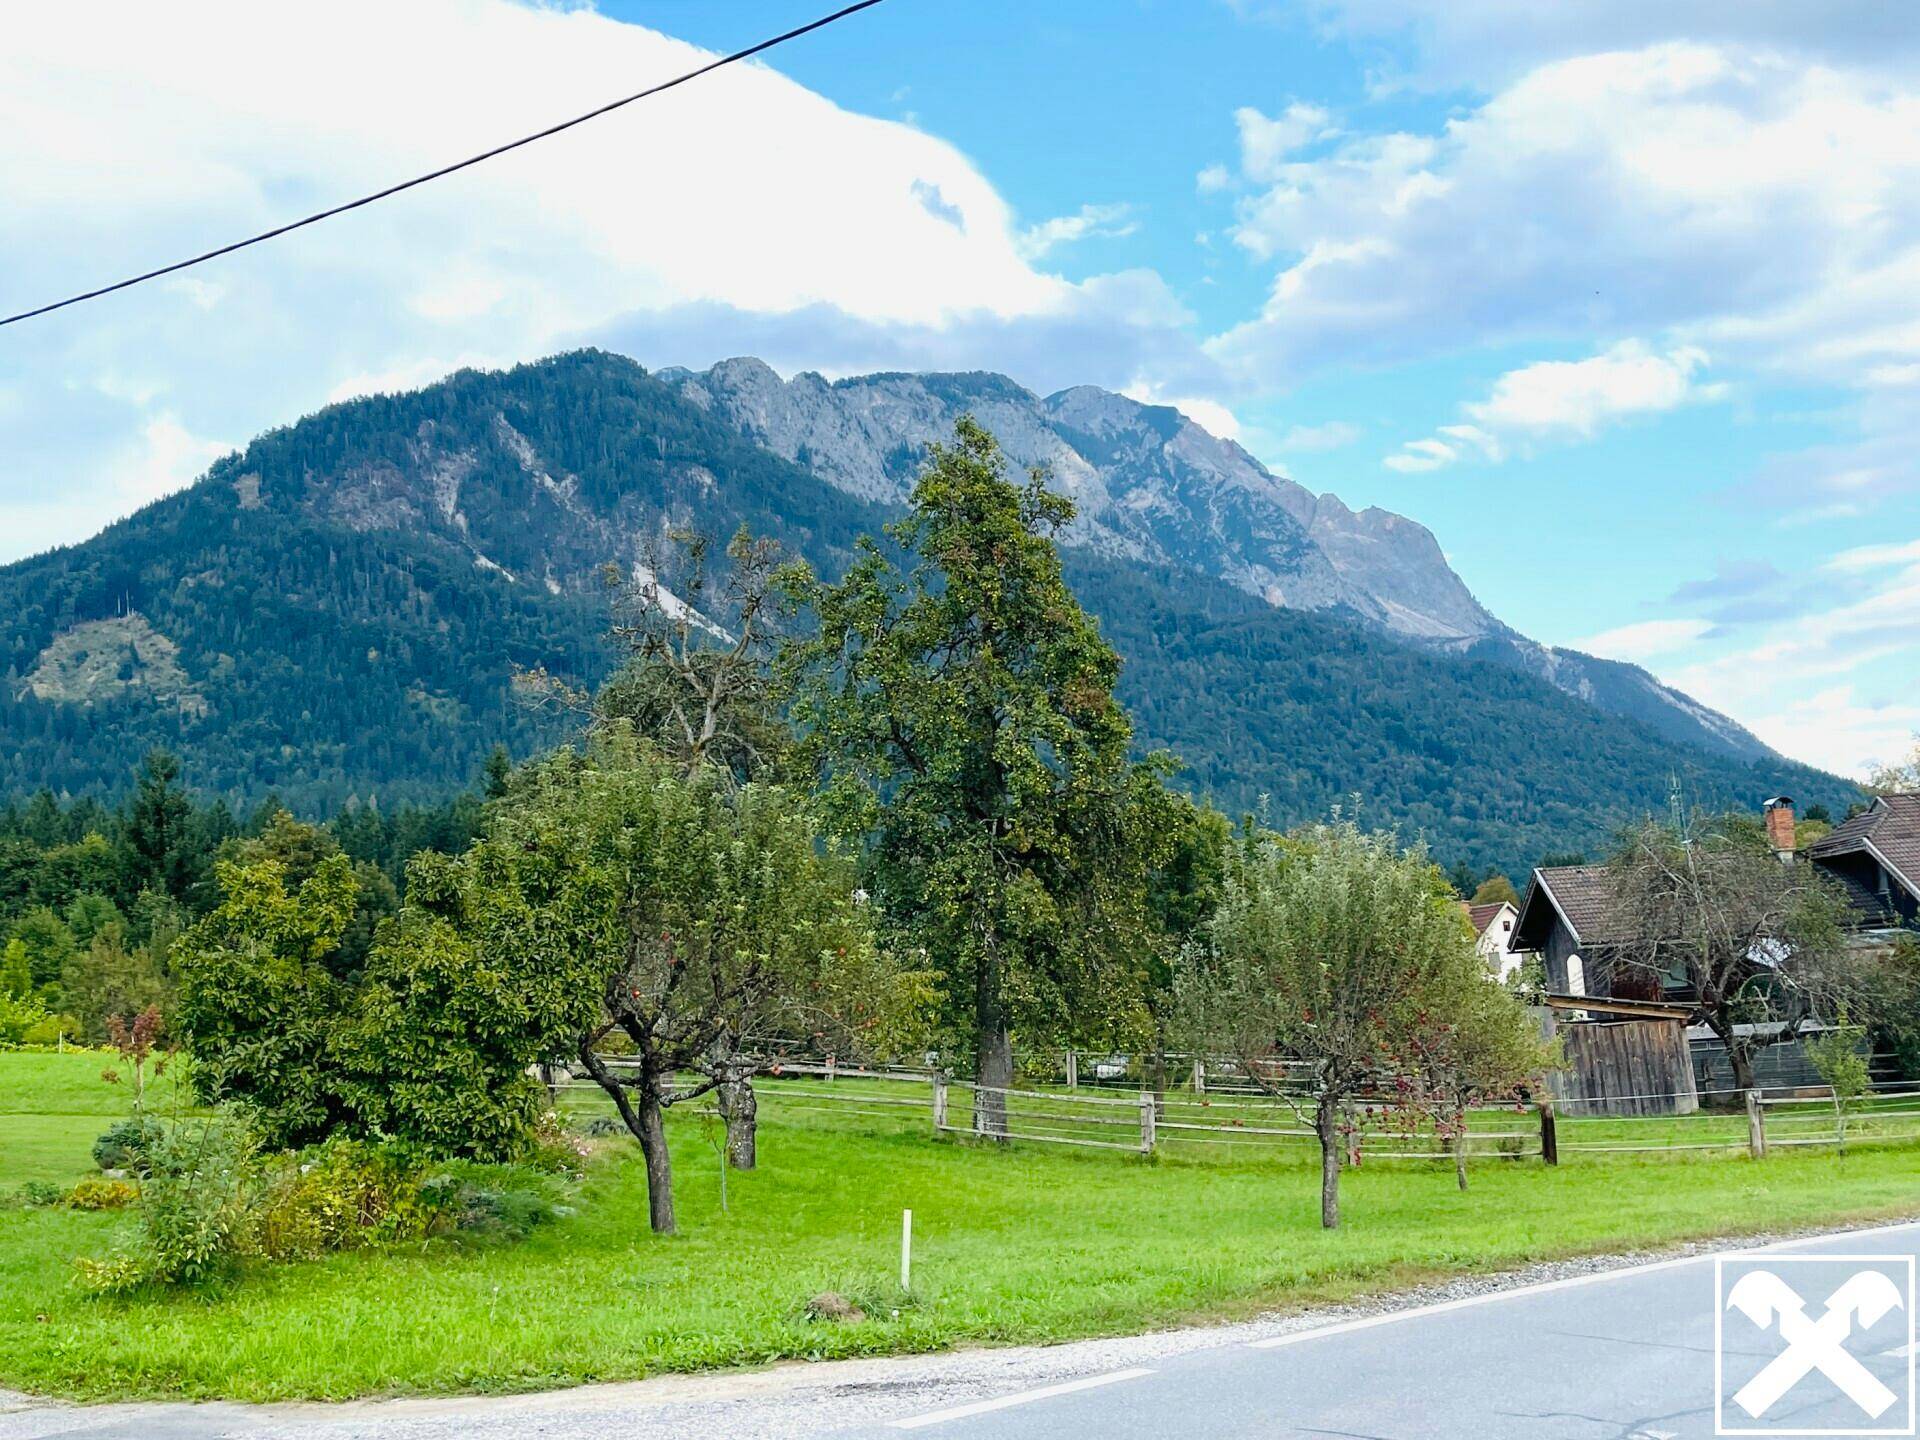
4, 0, 1918, 776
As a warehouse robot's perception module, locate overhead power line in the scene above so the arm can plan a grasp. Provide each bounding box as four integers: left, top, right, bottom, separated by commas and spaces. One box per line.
0, 0, 890, 329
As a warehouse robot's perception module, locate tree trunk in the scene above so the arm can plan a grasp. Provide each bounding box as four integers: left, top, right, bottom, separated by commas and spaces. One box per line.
578, 1038, 677, 1235
1314, 1091, 1341, 1230
974, 943, 1012, 1139
1454, 1132, 1469, 1191
719, 1073, 757, 1170
709, 1034, 757, 1170
1729, 1042, 1758, 1098
1148, 1049, 1167, 1123
975, 1021, 1013, 1139
635, 1077, 676, 1235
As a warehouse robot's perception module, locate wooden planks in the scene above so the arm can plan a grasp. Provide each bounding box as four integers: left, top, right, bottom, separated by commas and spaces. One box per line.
1543, 1017, 1701, 1116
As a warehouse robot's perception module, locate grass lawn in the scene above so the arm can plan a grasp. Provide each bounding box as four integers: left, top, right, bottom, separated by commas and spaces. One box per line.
0, 1050, 192, 1186
4, 1053, 1919, 1403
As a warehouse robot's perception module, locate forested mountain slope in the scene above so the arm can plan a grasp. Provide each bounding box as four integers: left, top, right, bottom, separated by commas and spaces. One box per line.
0, 351, 1859, 872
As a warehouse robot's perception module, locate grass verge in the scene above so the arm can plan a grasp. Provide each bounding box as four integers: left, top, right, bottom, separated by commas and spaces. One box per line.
3, 1053, 1916, 1403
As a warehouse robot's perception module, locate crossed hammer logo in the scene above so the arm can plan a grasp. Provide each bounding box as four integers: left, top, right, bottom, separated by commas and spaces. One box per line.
1726, 1268, 1906, 1420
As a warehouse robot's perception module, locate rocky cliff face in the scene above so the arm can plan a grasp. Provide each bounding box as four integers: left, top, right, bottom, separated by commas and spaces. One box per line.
666, 358, 1501, 643
664, 357, 1772, 760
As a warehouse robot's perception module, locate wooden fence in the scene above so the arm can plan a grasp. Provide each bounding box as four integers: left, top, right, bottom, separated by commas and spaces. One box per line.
557, 1055, 1920, 1170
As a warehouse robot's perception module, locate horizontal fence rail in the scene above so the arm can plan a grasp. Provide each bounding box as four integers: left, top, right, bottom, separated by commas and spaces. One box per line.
550, 1050, 1920, 1170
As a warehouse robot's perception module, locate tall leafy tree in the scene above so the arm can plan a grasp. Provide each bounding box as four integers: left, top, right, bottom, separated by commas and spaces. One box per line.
475, 730, 916, 1232
787, 418, 1141, 1134
172, 855, 360, 1146
595, 527, 804, 786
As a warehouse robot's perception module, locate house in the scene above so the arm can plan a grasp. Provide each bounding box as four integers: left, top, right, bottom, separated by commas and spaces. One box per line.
1803, 792, 1920, 942
1462, 900, 1530, 981
1512, 795, 1919, 1002
1508, 865, 1673, 1001
1510, 795, 1917, 1103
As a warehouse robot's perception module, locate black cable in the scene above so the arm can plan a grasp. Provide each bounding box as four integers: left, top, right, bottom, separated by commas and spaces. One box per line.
0, 0, 890, 328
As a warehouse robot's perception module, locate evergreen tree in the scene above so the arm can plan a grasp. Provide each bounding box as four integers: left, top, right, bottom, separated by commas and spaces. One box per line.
120, 751, 194, 902
787, 418, 1140, 1135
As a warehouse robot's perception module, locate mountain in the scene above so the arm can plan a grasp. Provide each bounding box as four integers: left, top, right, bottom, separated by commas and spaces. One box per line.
664, 358, 1771, 761
0, 350, 1856, 873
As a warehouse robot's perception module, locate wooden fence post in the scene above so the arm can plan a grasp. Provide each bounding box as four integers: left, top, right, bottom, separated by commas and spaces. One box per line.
1746, 1088, 1768, 1160
1139, 1091, 1157, 1154
1065, 1049, 1078, 1090
825, 1053, 836, 1085
1538, 1096, 1558, 1166
932, 1075, 948, 1134
1191, 1057, 1207, 1094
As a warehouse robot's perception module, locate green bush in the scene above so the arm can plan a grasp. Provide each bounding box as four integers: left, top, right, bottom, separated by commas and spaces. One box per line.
92, 1116, 165, 1175
1, 1180, 65, 1210
76, 1117, 569, 1293
248, 1141, 433, 1261
19, 1015, 81, 1047
415, 1164, 564, 1240
66, 1177, 139, 1211
0, 990, 50, 1048
76, 1111, 258, 1294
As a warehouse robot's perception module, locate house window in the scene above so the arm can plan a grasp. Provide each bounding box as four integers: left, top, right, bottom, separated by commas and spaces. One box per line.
1567, 955, 1587, 996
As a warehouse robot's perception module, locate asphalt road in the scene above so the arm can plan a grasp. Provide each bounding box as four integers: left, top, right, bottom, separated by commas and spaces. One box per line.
845, 1221, 1920, 1440
8, 1222, 1918, 1440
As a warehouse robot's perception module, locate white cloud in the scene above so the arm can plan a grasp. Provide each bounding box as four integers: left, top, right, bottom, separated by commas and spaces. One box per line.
1016, 203, 1139, 260
109, 414, 233, 510
1665, 552, 1920, 775
1384, 341, 1716, 472
1279, 420, 1362, 451
1383, 438, 1457, 473
0, 0, 1194, 561
1233, 103, 1335, 182
1435, 422, 1504, 460
1122, 382, 1243, 442
1574, 617, 1713, 663
1466, 342, 1711, 436
1196, 163, 1235, 195
1737, 686, 1920, 782
1207, 41, 1920, 465
1298, 2, 1920, 91
1826, 539, 1920, 572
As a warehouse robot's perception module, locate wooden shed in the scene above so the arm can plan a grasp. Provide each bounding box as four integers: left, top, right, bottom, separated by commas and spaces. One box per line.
1534, 994, 1700, 1117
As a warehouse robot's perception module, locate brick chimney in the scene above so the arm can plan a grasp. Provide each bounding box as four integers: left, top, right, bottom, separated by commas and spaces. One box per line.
1764, 796, 1796, 861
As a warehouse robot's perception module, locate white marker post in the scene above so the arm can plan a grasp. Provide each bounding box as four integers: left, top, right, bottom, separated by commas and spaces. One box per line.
900, 1208, 913, 1293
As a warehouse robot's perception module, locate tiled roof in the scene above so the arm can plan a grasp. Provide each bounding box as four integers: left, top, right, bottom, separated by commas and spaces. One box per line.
1465, 902, 1508, 937
1528, 865, 1631, 945
1822, 864, 1901, 929
1807, 794, 1920, 899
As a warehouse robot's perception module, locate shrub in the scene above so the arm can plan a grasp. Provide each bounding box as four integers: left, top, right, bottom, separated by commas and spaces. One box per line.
76, 1110, 259, 1293
415, 1164, 563, 1240
0, 989, 49, 1048
248, 1140, 434, 1261
67, 1177, 139, 1210
1, 1180, 65, 1210
77, 1120, 569, 1293
93, 1116, 166, 1174
20, 1014, 81, 1047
